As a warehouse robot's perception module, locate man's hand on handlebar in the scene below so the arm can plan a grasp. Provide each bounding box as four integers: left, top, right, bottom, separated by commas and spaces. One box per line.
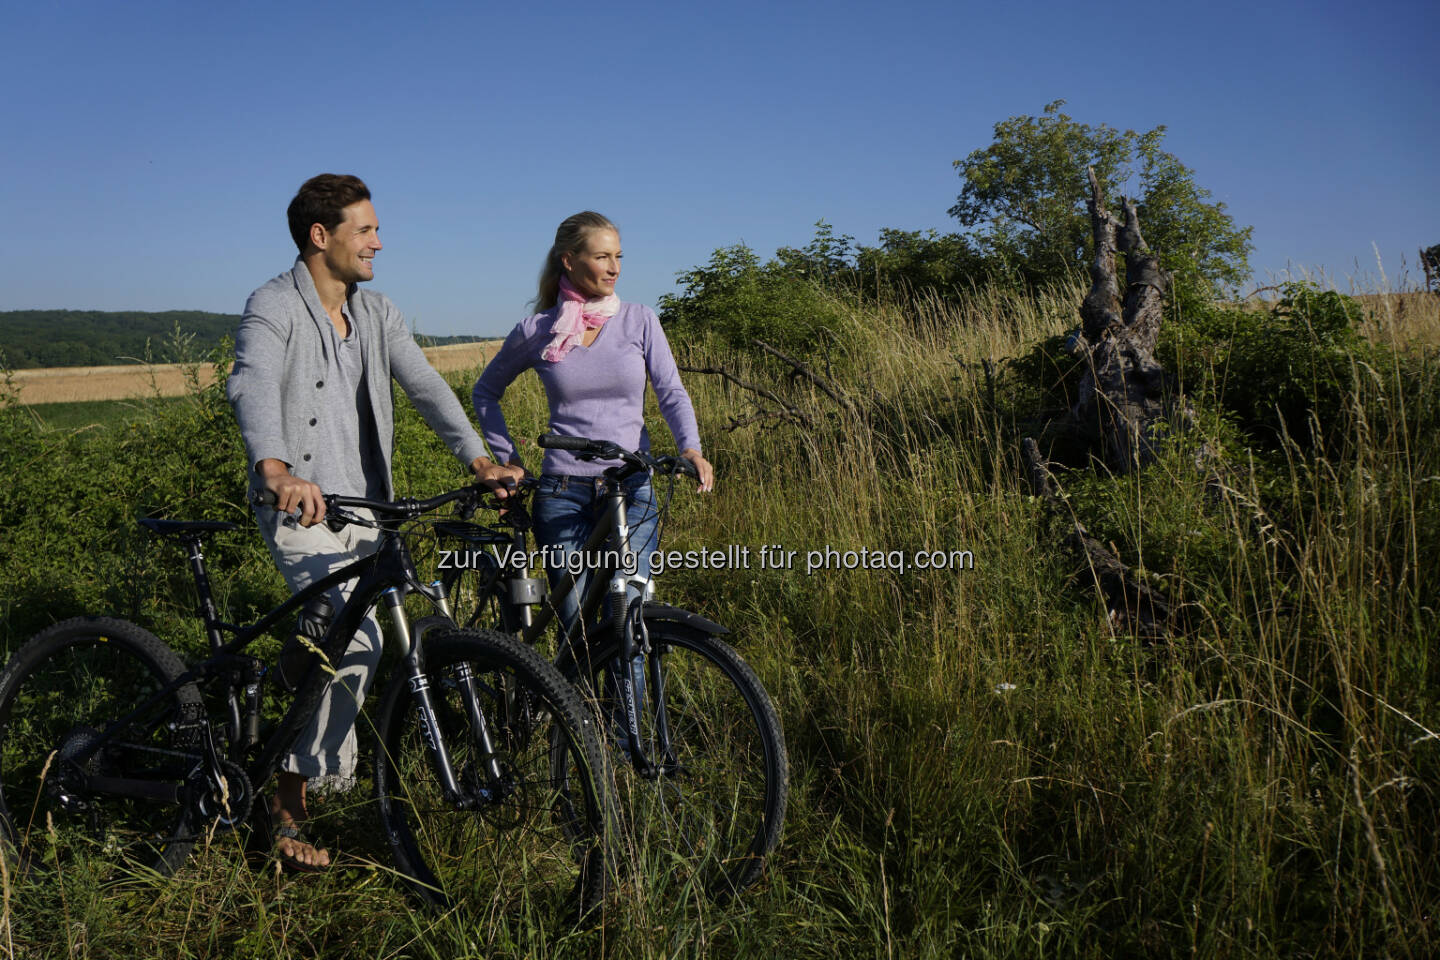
257, 459, 326, 526
471, 456, 527, 500
681, 448, 715, 493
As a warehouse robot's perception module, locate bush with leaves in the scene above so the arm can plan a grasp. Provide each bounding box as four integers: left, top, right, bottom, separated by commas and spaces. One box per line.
852, 228, 988, 303
657, 226, 856, 354
1161, 282, 1374, 450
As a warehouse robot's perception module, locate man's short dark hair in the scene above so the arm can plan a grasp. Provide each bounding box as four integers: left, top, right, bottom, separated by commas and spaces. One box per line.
287, 174, 372, 253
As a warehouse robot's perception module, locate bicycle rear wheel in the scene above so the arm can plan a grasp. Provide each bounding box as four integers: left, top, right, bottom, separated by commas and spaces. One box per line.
564, 621, 788, 898
0, 617, 204, 876
373, 628, 610, 924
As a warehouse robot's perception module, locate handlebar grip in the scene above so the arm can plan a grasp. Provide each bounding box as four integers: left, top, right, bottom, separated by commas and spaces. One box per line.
252, 488, 279, 508
537, 434, 590, 451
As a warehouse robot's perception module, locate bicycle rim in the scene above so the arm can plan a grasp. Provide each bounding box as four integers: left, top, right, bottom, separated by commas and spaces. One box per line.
569, 623, 787, 898
373, 629, 609, 926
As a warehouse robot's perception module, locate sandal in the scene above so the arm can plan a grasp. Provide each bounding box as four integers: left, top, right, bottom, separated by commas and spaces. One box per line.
274, 822, 331, 873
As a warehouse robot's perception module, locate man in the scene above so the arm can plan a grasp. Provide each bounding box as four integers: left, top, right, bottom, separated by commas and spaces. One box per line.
228, 173, 519, 869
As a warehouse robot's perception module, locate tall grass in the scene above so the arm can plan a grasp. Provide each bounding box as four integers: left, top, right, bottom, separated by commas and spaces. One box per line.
0, 285, 1436, 957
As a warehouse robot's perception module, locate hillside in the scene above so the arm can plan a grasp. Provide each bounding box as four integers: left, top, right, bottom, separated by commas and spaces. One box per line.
0, 310, 485, 368
0, 310, 241, 367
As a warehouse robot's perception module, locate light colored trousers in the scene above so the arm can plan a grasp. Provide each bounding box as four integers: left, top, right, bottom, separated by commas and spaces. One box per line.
258, 508, 384, 782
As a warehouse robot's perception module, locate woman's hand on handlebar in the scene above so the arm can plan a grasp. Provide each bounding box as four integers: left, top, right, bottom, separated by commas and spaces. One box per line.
681, 448, 715, 493
470, 456, 527, 500
257, 459, 326, 526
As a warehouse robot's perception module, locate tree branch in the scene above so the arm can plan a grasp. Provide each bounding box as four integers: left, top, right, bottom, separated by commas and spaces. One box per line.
679, 363, 814, 429
752, 339, 860, 418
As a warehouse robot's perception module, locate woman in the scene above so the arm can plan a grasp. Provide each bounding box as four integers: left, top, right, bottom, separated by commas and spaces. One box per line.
472, 211, 713, 641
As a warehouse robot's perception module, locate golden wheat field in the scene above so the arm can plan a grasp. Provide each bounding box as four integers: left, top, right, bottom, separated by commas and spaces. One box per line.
6, 341, 501, 405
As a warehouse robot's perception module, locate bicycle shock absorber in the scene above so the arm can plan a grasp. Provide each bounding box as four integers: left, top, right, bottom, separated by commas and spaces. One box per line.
387, 586, 475, 806
242, 657, 265, 750
382, 587, 413, 657
611, 575, 634, 661
617, 587, 656, 775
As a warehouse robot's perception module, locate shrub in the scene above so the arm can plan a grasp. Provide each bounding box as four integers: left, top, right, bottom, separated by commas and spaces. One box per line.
1162, 282, 1372, 450
657, 238, 853, 355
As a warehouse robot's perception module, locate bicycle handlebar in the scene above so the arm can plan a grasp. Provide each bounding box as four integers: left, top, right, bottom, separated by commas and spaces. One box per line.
251, 483, 485, 523
535, 434, 592, 452
248, 436, 697, 529
536, 434, 700, 480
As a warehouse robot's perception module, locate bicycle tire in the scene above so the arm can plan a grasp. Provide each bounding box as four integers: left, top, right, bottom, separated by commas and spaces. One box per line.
0, 616, 204, 876
562, 621, 787, 898
372, 628, 611, 923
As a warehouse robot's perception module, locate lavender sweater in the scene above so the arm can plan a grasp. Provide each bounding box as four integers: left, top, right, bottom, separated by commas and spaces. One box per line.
472, 302, 702, 476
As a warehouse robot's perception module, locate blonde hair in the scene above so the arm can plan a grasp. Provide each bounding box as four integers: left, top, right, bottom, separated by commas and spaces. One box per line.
533, 211, 618, 311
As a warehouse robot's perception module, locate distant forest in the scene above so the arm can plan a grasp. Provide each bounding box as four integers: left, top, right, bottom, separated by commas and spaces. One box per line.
0, 310, 483, 368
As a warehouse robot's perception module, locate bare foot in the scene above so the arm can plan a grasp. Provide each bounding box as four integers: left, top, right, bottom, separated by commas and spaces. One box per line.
272, 771, 330, 870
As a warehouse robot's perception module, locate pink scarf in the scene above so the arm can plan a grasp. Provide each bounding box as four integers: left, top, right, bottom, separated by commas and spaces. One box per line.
542, 276, 620, 362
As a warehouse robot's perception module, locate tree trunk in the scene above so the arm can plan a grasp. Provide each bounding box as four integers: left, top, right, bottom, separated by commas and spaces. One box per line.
1070, 167, 1173, 472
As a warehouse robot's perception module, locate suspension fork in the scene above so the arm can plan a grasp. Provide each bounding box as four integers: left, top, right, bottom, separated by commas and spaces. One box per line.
645, 626, 680, 773
615, 594, 696, 778
384, 587, 504, 806
598, 480, 680, 778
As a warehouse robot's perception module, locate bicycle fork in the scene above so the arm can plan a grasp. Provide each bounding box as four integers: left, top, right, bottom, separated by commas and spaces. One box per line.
614, 595, 680, 779
383, 587, 506, 809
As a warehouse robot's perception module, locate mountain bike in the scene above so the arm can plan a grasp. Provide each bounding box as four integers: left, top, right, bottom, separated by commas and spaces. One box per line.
0, 482, 610, 921
429, 434, 788, 898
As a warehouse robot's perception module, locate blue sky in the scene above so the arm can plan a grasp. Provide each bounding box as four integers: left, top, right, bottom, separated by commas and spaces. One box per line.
2, 0, 1435, 337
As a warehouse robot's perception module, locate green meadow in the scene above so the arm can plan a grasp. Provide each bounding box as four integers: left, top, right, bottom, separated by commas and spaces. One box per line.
1, 270, 1436, 958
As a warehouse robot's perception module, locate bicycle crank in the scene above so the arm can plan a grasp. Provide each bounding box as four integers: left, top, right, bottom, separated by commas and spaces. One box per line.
186, 758, 253, 830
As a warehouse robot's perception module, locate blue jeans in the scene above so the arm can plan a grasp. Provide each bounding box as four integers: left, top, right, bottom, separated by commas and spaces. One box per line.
531, 473, 660, 644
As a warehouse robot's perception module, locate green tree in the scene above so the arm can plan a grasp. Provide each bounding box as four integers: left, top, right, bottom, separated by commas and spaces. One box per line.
853, 228, 984, 302
950, 100, 1253, 302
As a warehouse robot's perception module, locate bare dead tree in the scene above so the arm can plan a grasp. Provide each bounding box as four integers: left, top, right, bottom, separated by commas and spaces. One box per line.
678, 359, 815, 432
753, 339, 861, 419
1017, 170, 1228, 638
1068, 167, 1177, 472
1421, 245, 1440, 295
679, 336, 861, 432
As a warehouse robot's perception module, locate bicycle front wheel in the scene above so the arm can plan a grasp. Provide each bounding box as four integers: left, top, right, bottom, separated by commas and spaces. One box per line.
373, 628, 610, 924
566, 621, 788, 898
0, 617, 203, 877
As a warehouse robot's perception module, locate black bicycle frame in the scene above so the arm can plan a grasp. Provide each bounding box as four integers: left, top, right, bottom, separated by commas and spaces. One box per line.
69, 502, 503, 814
452, 466, 677, 775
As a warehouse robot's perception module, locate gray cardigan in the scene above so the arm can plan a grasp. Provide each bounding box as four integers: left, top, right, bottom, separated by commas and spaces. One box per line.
227, 259, 488, 500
